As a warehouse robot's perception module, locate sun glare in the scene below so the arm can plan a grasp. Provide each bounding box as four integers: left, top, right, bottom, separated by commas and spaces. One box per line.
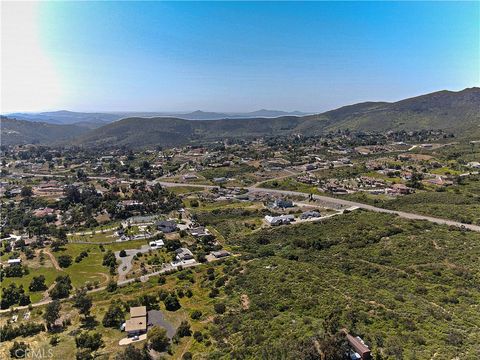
1, 1, 62, 113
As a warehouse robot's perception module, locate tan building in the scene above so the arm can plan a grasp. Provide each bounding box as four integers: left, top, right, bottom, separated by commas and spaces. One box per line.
125, 306, 147, 337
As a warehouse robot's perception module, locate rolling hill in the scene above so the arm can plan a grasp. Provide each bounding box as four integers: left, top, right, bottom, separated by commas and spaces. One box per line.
0, 117, 88, 146
2, 87, 479, 147
75, 87, 480, 148
6, 110, 122, 129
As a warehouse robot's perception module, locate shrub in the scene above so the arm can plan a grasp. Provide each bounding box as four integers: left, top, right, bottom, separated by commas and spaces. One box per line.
163, 294, 181, 311
175, 321, 192, 338
190, 310, 202, 320
57, 255, 73, 268
214, 302, 226, 314
10, 341, 29, 359
148, 326, 170, 352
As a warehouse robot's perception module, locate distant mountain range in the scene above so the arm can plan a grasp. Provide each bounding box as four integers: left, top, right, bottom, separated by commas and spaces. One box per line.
2, 88, 479, 148
6, 109, 309, 128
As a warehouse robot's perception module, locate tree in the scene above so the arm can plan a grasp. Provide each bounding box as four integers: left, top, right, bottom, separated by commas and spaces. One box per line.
49, 275, 72, 300
43, 300, 61, 330
114, 345, 151, 360
76, 349, 93, 360
57, 254, 72, 268
214, 302, 226, 314
106, 281, 118, 292
163, 294, 181, 311
10, 341, 29, 359
193, 331, 203, 342
51, 239, 66, 252
73, 289, 92, 319
148, 326, 170, 352
175, 321, 192, 338
119, 249, 127, 257
1, 284, 22, 309
75, 331, 104, 352
102, 250, 117, 273
102, 303, 125, 328
20, 186, 33, 197
18, 293, 31, 306
190, 310, 202, 320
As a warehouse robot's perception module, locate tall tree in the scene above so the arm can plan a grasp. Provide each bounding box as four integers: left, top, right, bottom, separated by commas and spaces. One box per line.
43, 300, 61, 330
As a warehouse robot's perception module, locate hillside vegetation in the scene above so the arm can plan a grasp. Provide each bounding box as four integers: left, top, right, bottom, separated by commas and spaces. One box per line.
76, 87, 480, 148
0, 117, 88, 146
207, 210, 480, 359
2, 87, 479, 147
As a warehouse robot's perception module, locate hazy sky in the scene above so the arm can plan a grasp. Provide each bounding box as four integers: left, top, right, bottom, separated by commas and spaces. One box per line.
1, 1, 479, 113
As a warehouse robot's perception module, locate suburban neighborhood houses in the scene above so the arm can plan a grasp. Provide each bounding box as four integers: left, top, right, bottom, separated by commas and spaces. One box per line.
1, 130, 479, 359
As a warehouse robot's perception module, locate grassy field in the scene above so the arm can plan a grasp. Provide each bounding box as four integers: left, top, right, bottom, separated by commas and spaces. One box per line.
0, 260, 236, 360
1, 240, 152, 304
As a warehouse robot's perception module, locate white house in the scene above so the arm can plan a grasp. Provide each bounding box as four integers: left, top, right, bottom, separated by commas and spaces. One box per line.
265, 215, 295, 226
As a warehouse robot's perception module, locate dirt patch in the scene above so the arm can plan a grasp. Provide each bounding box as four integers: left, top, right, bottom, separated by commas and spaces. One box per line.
241, 294, 250, 310
79, 271, 110, 286
432, 239, 441, 250
43, 250, 64, 271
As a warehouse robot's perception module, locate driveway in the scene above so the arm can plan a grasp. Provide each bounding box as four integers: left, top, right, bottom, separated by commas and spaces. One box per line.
115, 244, 152, 280
148, 310, 176, 338
119, 334, 147, 346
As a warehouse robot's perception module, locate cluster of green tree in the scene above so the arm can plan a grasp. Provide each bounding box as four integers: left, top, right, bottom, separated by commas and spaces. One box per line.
102, 250, 117, 274
29, 275, 48, 291
0, 322, 45, 342
158, 289, 181, 311
1, 263, 29, 278
0, 198, 62, 238
49, 275, 73, 300
75, 331, 104, 360
1, 284, 30, 309
75, 250, 89, 263
57, 254, 73, 268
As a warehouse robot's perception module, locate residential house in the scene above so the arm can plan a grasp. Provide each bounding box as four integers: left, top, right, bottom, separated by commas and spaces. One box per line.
175, 248, 194, 261
346, 334, 371, 360
390, 183, 413, 195
211, 250, 230, 259
156, 220, 178, 233
272, 199, 294, 209
300, 211, 321, 219
125, 306, 147, 337
149, 239, 165, 249
265, 215, 295, 226
189, 227, 210, 237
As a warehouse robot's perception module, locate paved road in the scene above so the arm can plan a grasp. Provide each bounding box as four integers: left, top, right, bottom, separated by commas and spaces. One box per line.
247, 187, 480, 232
17, 171, 477, 232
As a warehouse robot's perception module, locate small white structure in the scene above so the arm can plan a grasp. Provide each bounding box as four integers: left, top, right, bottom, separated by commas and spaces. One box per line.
149, 239, 165, 249
7, 258, 22, 265
265, 215, 295, 226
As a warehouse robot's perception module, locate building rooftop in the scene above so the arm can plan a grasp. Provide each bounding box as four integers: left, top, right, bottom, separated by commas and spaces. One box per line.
125, 317, 147, 333
130, 306, 147, 318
